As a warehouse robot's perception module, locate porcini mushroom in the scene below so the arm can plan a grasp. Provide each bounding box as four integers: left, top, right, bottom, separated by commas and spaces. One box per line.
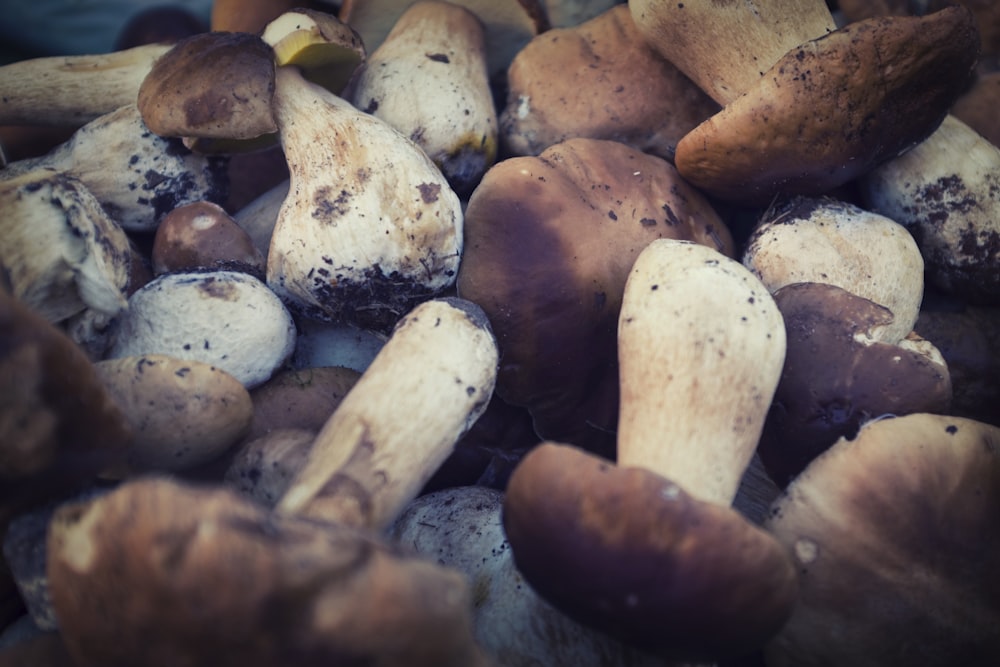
151, 200, 264, 276
265, 65, 463, 332
503, 239, 796, 661
456, 137, 733, 456
276, 297, 498, 531
106, 270, 296, 389
764, 413, 1000, 666
631, 1, 980, 204
345, 1, 498, 196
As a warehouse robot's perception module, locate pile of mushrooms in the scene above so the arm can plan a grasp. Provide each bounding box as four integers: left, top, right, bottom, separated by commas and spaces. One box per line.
1, 0, 999, 665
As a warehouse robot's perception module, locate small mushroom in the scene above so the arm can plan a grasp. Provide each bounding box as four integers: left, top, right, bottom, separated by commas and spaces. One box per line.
151, 200, 265, 276
632, 2, 980, 203
859, 114, 1000, 305
456, 137, 733, 456
499, 4, 720, 161
345, 0, 498, 196
106, 270, 297, 389
224, 429, 317, 507
276, 297, 498, 531
262, 7, 366, 95
764, 413, 1000, 666
503, 239, 795, 661
47, 476, 491, 667
244, 365, 362, 443
265, 65, 463, 332
756, 282, 953, 487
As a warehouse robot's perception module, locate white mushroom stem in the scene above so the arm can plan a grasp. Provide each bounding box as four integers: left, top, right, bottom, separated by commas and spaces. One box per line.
277, 297, 499, 531
629, 0, 836, 105
1, 105, 227, 232
617, 239, 786, 506
0, 44, 171, 126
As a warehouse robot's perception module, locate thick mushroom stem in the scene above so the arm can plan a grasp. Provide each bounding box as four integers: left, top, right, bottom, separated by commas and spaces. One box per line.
0, 44, 171, 127
277, 298, 498, 531
629, 0, 836, 105
617, 238, 786, 505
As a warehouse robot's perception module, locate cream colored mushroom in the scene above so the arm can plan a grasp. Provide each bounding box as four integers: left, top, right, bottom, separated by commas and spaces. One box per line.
265, 65, 463, 332
107, 270, 296, 389
742, 197, 925, 345
277, 297, 498, 531
1, 105, 228, 233
345, 1, 497, 196
0, 168, 130, 357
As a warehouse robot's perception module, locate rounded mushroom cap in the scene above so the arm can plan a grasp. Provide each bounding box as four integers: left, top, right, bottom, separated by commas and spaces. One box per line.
151, 200, 264, 276
456, 137, 732, 455
764, 413, 1000, 666
107, 270, 296, 389
674, 6, 980, 204
758, 282, 953, 487
502, 442, 798, 661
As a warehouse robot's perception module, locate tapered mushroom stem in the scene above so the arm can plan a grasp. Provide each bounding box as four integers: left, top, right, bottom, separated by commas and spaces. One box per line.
0, 44, 171, 126
277, 297, 498, 531
629, 0, 836, 105
617, 238, 786, 505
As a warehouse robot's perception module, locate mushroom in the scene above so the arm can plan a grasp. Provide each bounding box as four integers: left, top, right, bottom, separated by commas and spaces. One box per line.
106, 270, 297, 389
499, 4, 720, 161
858, 114, 1000, 305
345, 0, 498, 196
0, 44, 171, 127
763, 413, 1000, 666
224, 429, 317, 507
630, 1, 980, 204
390, 485, 693, 666
265, 65, 463, 332
46, 476, 491, 667
456, 137, 733, 456
276, 297, 498, 531
742, 196, 925, 345
1, 104, 229, 233
502, 239, 796, 661
151, 200, 265, 276
756, 282, 953, 488
0, 168, 131, 357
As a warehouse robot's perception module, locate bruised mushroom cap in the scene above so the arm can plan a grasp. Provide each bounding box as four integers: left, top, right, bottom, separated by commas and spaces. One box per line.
764, 413, 1000, 666
502, 442, 798, 661
456, 138, 732, 455
673, 6, 980, 204
137, 31, 278, 141
758, 282, 953, 488
107, 270, 296, 389
500, 4, 719, 160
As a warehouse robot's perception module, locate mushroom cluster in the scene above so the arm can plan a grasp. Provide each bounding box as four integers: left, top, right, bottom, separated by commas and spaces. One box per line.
1, 0, 999, 665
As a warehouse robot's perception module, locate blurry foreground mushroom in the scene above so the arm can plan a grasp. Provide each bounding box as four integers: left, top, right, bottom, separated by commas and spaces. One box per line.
764, 413, 1000, 666
503, 239, 795, 662
47, 477, 490, 667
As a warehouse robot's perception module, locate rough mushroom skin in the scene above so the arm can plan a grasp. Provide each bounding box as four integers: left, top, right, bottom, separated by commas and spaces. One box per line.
345, 1, 497, 196
265, 66, 463, 333
1, 104, 229, 233
742, 196, 925, 346
860, 114, 1000, 305
758, 282, 953, 488
764, 413, 1000, 667
499, 4, 719, 161
47, 477, 491, 667
456, 138, 733, 456
671, 6, 980, 204
107, 270, 297, 389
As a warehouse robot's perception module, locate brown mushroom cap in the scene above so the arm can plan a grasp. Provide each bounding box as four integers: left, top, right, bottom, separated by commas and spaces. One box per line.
502, 442, 798, 661
456, 137, 732, 455
758, 282, 953, 487
137, 31, 278, 141
764, 413, 1000, 666
673, 6, 980, 204
151, 200, 264, 276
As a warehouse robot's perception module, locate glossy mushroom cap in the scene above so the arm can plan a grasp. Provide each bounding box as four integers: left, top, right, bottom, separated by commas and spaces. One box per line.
765, 413, 1000, 666
758, 282, 953, 487
456, 137, 732, 455
503, 442, 798, 661
673, 6, 980, 204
